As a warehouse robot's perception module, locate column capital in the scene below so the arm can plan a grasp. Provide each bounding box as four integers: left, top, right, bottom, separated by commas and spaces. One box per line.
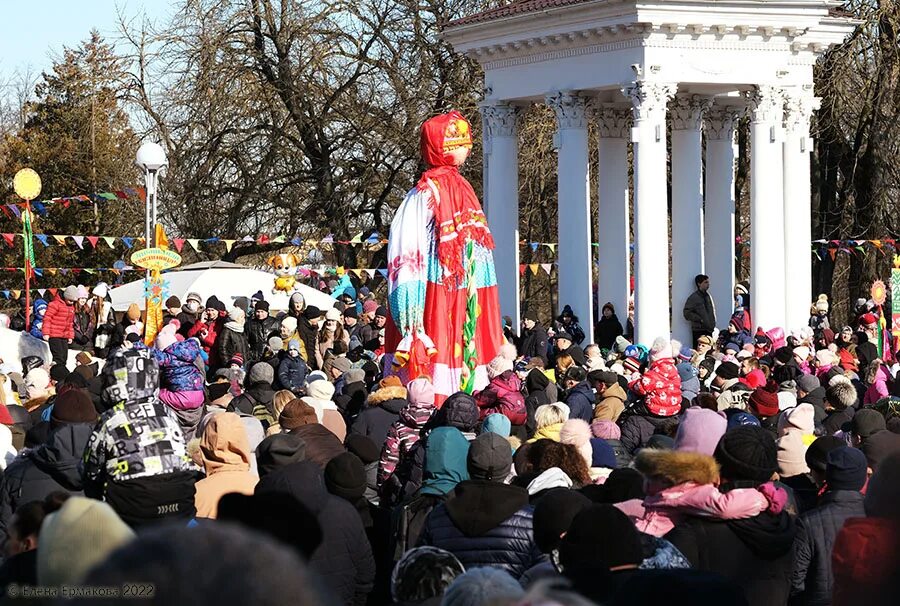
669, 94, 713, 131
589, 102, 633, 138
480, 103, 519, 138
623, 81, 677, 121
744, 85, 784, 124
705, 105, 742, 141
546, 92, 589, 129
783, 92, 821, 136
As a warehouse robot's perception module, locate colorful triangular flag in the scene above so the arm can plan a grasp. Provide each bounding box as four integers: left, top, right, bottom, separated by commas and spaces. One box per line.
103, 236, 116, 248
72, 236, 85, 249
86, 236, 99, 248
187, 239, 201, 252
223, 240, 235, 252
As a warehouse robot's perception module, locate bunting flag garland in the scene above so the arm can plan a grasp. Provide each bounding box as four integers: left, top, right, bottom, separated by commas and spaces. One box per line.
3, 188, 144, 217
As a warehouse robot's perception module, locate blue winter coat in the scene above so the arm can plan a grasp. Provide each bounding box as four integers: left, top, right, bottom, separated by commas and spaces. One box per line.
278, 355, 309, 391
28, 299, 47, 339
154, 339, 205, 392
565, 381, 596, 422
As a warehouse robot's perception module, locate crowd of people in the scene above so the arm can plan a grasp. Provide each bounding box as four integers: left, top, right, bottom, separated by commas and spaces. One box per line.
0, 277, 897, 606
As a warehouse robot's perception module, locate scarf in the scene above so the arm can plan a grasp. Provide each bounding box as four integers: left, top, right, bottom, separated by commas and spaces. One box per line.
224, 321, 244, 333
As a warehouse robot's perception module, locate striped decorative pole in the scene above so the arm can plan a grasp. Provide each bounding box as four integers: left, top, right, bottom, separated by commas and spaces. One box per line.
460, 241, 479, 394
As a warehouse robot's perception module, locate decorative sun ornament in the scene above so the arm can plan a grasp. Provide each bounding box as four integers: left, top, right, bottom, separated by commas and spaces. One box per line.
871, 280, 887, 307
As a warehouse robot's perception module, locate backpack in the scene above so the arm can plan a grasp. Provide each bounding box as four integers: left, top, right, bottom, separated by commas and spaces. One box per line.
389, 492, 446, 560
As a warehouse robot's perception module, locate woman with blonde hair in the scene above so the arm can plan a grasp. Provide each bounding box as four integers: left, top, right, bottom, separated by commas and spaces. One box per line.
266, 390, 297, 436
528, 403, 570, 443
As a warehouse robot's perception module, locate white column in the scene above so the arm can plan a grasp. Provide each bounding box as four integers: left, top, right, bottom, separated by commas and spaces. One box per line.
593, 105, 632, 323
670, 94, 712, 345
547, 92, 594, 343
625, 81, 677, 345
481, 103, 521, 333
746, 85, 786, 331
704, 105, 741, 327
783, 91, 819, 333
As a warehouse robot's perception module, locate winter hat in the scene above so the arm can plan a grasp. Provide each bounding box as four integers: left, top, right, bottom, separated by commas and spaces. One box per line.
266, 336, 283, 353
255, 434, 306, 478
481, 413, 511, 438
345, 368, 365, 384
714, 425, 778, 484
407, 377, 435, 408
279, 399, 318, 430
62, 285, 79, 302
814, 294, 829, 312
796, 374, 820, 394
281, 317, 298, 333
325, 307, 342, 322
749, 388, 780, 418
777, 431, 810, 477
331, 357, 352, 374
165, 296, 181, 309
560, 418, 593, 468
614, 335, 631, 353
74, 285, 89, 300
486, 355, 513, 379
826, 446, 868, 491
155, 323, 179, 351
37, 497, 135, 586
467, 432, 512, 481
228, 307, 246, 324
556, 330, 574, 343
778, 403, 815, 437
100, 349, 159, 408
590, 438, 617, 469
674, 408, 728, 456
375, 306, 388, 318
439, 392, 480, 432
805, 436, 845, 474
324, 452, 367, 501
793, 346, 811, 362
532, 488, 591, 553
75, 351, 92, 367
860, 430, 900, 470
441, 567, 524, 606
623, 357, 641, 374
92, 282, 109, 298
49, 364, 69, 384
390, 546, 465, 605
345, 434, 379, 465
126, 302, 141, 321
287, 339, 301, 353
303, 306, 322, 321
254, 299, 270, 312
559, 504, 644, 574
229, 353, 244, 368
849, 409, 887, 439
248, 362, 275, 385
777, 390, 798, 411
363, 300, 378, 315
649, 337, 674, 362
207, 381, 232, 403
864, 451, 900, 517
342, 306, 357, 319
51, 389, 97, 425
676, 363, 698, 383
306, 380, 335, 402
591, 419, 621, 440
716, 361, 740, 380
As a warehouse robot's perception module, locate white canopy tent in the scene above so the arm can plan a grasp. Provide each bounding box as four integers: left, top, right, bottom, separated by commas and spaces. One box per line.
109, 261, 338, 312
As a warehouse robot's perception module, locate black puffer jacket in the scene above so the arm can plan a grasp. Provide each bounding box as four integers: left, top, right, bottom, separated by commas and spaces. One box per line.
245, 315, 280, 362
349, 386, 406, 447
297, 318, 320, 370
0, 423, 93, 543
256, 461, 375, 606
790, 490, 865, 606
619, 411, 674, 454
666, 503, 797, 606
419, 480, 544, 579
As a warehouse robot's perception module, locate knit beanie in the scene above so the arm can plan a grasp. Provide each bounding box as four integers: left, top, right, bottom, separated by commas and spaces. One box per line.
864, 451, 900, 517
674, 407, 727, 456
481, 413, 511, 438
255, 299, 270, 312
778, 403, 815, 437
155, 323, 179, 351
849, 409, 887, 439
324, 452, 367, 501
441, 568, 524, 606
391, 546, 465, 605
714, 425, 778, 484
559, 504, 644, 574
796, 374, 820, 394
345, 368, 365, 385
165, 296, 181, 309
63, 285, 79, 302
560, 419, 593, 469
777, 390, 798, 411
267, 336, 284, 352
92, 282, 109, 298
825, 446, 868, 491
126, 302, 141, 321
777, 431, 810, 477
307, 380, 335, 402
38, 497, 135, 586
279, 399, 318, 431
75, 351, 92, 366
255, 434, 307, 478
248, 362, 274, 385
749, 388, 780, 418
50, 389, 97, 425
375, 306, 388, 318
467, 432, 512, 481
649, 337, 674, 362
342, 306, 357, 319
590, 438, 618, 469
281, 316, 298, 334
345, 434, 380, 465
591, 419, 621, 440
303, 306, 321, 320
486, 355, 513, 380
532, 488, 591, 553
331, 356, 351, 374
716, 361, 740, 380
228, 307, 246, 324
805, 436, 845, 474
407, 377, 435, 409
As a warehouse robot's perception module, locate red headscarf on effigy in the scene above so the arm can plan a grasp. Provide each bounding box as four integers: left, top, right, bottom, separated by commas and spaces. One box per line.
417, 111, 495, 288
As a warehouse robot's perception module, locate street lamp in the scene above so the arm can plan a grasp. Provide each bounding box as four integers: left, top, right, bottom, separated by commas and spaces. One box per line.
135, 141, 168, 249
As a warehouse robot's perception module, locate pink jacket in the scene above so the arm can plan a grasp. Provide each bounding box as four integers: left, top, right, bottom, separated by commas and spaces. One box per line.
863, 366, 889, 405
615, 481, 782, 537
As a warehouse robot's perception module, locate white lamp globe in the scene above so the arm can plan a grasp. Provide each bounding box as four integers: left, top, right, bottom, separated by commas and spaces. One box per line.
135, 141, 168, 171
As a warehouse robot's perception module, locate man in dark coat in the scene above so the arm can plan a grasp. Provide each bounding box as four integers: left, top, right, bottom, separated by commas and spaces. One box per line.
666, 426, 797, 606
682, 274, 716, 347
256, 461, 375, 606
0, 389, 97, 545
298, 306, 322, 370
418, 432, 544, 579
519, 310, 549, 364
562, 366, 595, 422
245, 300, 280, 363
349, 379, 407, 447
791, 446, 867, 606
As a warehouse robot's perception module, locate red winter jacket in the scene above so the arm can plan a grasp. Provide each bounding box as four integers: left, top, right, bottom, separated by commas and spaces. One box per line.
629, 357, 682, 417
475, 371, 527, 425
42, 298, 75, 339
187, 314, 226, 366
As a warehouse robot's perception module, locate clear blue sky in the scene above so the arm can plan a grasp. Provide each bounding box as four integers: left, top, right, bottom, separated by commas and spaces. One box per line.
0, 0, 173, 80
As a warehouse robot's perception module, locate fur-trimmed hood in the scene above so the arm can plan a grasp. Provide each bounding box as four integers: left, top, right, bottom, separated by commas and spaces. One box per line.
366, 385, 407, 407
634, 449, 720, 486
